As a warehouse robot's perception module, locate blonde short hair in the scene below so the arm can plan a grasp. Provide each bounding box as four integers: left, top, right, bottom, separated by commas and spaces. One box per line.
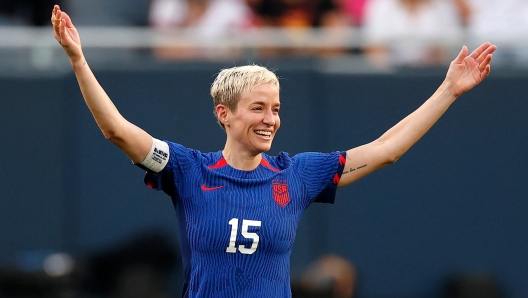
210, 65, 280, 129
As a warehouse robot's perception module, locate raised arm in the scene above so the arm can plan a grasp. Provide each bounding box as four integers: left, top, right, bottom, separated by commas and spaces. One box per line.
338, 42, 497, 187
51, 5, 152, 164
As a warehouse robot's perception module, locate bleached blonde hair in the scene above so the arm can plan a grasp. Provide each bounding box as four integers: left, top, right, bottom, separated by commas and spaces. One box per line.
210, 65, 280, 130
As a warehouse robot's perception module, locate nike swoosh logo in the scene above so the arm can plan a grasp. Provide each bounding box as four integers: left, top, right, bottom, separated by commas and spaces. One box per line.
201, 184, 224, 191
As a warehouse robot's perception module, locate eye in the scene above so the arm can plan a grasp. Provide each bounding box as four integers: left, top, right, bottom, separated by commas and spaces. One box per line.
252, 106, 262, 111
273, 108, 280, 114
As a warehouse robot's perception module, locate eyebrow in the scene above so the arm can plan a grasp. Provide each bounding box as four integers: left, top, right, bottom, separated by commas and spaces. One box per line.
251, 101, 281, 107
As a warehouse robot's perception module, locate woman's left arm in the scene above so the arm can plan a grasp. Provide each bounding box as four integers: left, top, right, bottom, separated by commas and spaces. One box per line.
338, 42, 497, 187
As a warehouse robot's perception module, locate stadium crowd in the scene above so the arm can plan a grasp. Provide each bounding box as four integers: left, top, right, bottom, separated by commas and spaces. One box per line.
1, 0, 527, 66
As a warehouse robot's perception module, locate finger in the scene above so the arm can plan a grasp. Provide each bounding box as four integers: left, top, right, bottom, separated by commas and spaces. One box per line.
454, 45, 468, 63
479, 54, 493, 72
52, 4, 61, 20
59, 18, 67, 44
53, 17, 61, 37
481, 65, 491, 80
60, 11, 74, 28
51, 10, 57, 25
52, 9, 62, 34
477, 44, 497, 64
469, 42, 491, 60
51, 5, 60, 22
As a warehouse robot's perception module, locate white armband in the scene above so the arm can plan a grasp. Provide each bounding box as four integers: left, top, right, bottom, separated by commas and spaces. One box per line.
140, 138, 169, 173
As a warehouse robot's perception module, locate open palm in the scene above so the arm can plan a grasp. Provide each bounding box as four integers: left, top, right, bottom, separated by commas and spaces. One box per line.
445, 42, 497, 97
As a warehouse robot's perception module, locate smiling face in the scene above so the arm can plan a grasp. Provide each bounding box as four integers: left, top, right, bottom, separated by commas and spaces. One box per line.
210, 65, 280, 130
220, 83, 281, 156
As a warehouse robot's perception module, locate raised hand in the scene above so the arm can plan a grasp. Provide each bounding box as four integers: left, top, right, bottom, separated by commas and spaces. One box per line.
51, 5, 83, 62
444, 42, 497, 97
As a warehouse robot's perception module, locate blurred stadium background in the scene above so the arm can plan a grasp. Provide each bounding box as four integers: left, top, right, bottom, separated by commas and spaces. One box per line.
0, 0, 527, 297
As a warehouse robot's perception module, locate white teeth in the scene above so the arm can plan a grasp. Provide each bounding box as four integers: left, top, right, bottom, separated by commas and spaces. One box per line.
255, 130, 271, 136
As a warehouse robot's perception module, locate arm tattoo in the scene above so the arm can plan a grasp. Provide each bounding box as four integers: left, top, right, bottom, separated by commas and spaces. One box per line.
82, 60, 87, 66
342, 164, 367, 175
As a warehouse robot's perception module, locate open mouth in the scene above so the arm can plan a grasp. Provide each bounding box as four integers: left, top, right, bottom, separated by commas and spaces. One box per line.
254, 130, 272, 139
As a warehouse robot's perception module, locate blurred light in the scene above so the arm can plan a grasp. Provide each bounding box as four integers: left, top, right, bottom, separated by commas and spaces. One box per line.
43, 253, 75, 277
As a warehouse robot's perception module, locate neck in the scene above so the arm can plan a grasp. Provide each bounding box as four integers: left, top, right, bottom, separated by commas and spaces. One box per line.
222, 146, 262, 171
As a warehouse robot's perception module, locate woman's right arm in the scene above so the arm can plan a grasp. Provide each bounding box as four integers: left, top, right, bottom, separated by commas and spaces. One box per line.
51, 5, 152, 164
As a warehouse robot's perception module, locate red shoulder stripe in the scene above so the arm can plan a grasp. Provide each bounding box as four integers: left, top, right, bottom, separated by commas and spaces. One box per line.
260, 157, 280, 172
208, 157, 228, 169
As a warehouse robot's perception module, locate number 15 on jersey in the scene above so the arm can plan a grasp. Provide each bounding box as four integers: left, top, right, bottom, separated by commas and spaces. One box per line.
226, 218, 262, 254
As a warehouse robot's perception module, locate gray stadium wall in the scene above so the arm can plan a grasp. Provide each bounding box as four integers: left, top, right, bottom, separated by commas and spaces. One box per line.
1, 67, 527, 297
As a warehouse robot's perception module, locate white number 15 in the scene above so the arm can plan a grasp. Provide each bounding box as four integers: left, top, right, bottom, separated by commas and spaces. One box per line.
226, 218, 261, 254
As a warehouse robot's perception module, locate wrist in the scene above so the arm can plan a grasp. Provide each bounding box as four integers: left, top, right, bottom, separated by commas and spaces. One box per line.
439, 80, 461, 99
70, 56, 87, 69
436, 81, 460, 104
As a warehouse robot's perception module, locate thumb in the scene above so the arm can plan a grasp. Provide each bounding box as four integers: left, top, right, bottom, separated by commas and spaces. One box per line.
61, 11, 74, 28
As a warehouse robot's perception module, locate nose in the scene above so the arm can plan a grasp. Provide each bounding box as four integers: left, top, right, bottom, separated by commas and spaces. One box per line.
262, 108, 276, 126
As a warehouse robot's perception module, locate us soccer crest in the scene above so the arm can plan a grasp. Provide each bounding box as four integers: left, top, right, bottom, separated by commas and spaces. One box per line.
272, 180, 290, 207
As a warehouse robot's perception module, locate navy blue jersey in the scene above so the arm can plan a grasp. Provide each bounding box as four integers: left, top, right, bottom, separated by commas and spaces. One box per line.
144, 141, 346, 298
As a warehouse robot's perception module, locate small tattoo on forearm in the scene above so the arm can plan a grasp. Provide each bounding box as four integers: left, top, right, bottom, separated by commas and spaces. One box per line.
83, 60, 87, 66
342, 164, 367, 175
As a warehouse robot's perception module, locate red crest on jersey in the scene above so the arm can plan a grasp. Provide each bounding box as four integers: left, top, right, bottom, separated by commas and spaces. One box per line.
272, 180, 290, 207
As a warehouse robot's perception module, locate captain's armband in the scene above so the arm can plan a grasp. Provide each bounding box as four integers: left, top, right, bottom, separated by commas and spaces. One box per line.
139, 138, 169, 173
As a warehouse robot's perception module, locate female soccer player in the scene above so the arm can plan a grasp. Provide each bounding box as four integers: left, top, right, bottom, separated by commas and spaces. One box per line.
51, 5, 496, 297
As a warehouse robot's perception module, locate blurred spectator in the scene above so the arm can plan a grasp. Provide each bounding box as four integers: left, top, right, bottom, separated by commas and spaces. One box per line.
0, 0, 58, 26
453, 0, 471, 26
252, 0, 344, 28
299, 254, 357, 298
340, 0, 370, 27
466, 0, 528, 65
362, 0, 465, 67
249, 0, 350, 56
148, 0, 253, 60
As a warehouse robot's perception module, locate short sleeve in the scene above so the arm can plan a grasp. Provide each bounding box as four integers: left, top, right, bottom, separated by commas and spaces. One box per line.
143, 141, 199, 197
293, 151, 346, 204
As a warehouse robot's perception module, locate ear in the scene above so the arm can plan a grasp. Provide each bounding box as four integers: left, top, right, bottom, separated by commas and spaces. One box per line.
216, 105, 229, 125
